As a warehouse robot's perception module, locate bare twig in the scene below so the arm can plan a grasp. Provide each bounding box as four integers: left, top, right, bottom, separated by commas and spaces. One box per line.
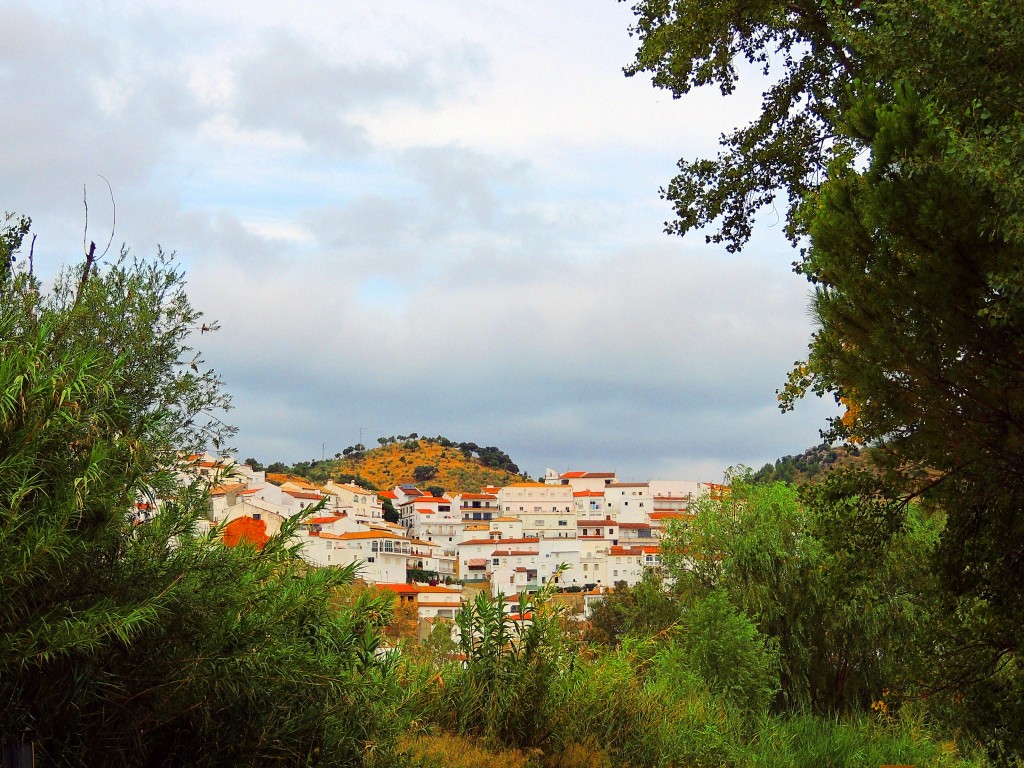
97, 174, 116, 259
82, 183, 89, 255
28, 233, 35, 277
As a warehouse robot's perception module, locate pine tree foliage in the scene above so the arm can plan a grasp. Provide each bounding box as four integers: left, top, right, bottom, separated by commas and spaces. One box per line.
627, 0, 1024, 753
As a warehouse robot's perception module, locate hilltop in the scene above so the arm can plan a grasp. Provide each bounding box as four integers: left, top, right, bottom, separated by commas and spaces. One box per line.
751, 443, 872, 486
266, 435, 529, 493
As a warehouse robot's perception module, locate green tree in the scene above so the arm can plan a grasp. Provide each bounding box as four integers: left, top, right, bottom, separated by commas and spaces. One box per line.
413, 465, 438, 482
624, 0, 1023, 251
0, 219, 403, 766
628, 0, 1024, 750
243, 456, 264, 472
663, 478, 937, 713
585, 571, 682, 646
381, 496, 400, 524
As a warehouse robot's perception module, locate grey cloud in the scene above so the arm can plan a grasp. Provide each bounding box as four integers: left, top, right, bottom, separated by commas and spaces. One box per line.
191, 235, 831, 479
232, 32, 445, 154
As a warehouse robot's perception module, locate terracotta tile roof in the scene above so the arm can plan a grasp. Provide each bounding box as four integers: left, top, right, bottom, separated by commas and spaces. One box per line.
466, 558, 487, 567
331, 530, 404, 541
492, 549, 539, 557
609, 545, 641, 556
379, 490, 398, 499
460, 537, 539, 547
283, 490, 323, 501
618, 522, 652, 529
266, 472, 317, 488
301, 516, 344, 525
607, 482, 649, 488
504, 482, 549, 488
609, 544, 661, 556
209, 482, 246, 495
560, 471, 587, 478
459, 493, 497, 500
573, 490, 604, 497
409, 538, 439, 547
649, 511, 690, 520
377, 583, 462, 595
222, 517, 269, 549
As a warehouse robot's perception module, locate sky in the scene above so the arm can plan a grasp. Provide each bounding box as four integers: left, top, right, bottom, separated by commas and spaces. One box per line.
1, 1, 838, 482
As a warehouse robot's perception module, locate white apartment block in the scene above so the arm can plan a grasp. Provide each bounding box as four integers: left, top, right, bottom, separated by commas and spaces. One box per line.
603, 482, 653, 523
497, 483, 575, 539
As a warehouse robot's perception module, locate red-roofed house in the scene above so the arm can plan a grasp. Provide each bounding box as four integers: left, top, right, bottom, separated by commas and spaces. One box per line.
222, 516, 270, 549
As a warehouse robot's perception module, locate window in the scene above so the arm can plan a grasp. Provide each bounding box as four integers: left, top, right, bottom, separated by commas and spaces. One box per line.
613, 570, 619, 577
493, 558, 500, 565
384, 541, 394, 552
558, 520, 568, 527
367, 556, 375, 563
372, 541, 379, 552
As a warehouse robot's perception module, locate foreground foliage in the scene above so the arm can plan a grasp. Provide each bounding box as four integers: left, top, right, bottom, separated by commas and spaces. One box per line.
0, 222, 405, 766
627, 0, 1024, 756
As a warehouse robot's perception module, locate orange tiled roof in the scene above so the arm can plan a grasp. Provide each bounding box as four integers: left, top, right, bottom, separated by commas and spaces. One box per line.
377, 583, 461, 595
326, 530, 404, 541
492, 549, 539, 557
223, 517, 269, 549
649, 511, 688, 520
209, 482, 246, 495
283, 490, 322, 500
460, 537, 539, 546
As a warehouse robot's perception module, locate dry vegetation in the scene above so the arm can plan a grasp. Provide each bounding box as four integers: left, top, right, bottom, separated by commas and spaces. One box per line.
331, 440, 527, 493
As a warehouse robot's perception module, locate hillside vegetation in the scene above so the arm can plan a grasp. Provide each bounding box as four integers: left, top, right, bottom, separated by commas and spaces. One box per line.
751, 443, 872, 486
272, 436, 528, 493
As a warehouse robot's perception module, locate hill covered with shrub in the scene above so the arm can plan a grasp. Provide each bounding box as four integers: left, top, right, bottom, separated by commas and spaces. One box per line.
266, 435, 528, 493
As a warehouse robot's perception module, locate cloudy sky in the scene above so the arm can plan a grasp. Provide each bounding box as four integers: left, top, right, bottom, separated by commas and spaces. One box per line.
2, 1, 837, 481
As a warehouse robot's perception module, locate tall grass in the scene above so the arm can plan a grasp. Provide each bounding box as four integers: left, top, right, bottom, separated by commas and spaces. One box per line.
403, 586, 990, 767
